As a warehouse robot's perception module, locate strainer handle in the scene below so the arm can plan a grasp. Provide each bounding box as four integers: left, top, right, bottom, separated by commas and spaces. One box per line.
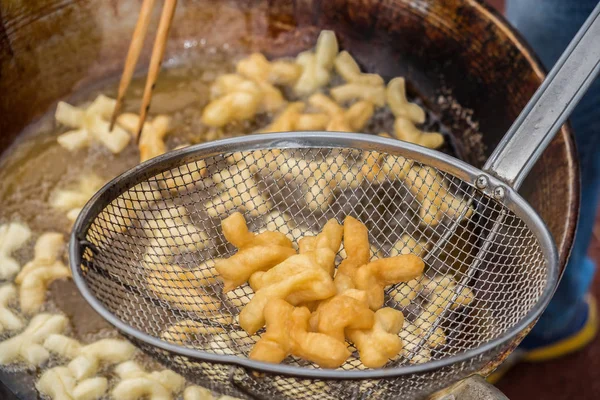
483, 2, 600, 189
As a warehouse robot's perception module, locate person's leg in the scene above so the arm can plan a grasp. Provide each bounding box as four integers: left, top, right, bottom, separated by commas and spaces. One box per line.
506, 0, 600, 349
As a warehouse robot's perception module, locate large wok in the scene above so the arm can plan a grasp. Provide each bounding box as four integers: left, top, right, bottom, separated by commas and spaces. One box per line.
0, 0, 579, 398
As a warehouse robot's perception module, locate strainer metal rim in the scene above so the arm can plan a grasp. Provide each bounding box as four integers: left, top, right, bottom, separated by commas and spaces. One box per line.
70, 132, 559, 380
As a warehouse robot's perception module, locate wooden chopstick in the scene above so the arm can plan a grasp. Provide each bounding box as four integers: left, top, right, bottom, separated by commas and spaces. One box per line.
135, 0, 177, 142
109, 0, 157, 132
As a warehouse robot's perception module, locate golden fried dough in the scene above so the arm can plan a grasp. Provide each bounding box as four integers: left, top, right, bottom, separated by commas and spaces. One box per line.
347, 308, 404, 368
334, 216, 370, 291
222, 212, 292, 249
405, 166, 473, 227
393, 117, 444, 149
355, 254, 425, 310
310, 290, 374, 342
386, 78, 425, 124
215, 246, 296, 293
250, 299, 350, 368
298, 219, 343, 255
297, 219, 342, 276
146, 270, 221, 314
236, 53, 301, 86
217, 213, 296, 292
239, 253, 336, 334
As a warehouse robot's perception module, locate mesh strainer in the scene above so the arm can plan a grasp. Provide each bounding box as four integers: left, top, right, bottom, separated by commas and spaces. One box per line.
69, 5, 600, 400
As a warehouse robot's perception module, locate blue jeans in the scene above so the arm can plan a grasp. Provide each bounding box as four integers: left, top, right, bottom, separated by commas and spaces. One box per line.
507, 0, 600, 340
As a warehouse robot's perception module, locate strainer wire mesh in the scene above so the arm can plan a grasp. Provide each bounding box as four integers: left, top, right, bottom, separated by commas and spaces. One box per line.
71, 134, 556, 399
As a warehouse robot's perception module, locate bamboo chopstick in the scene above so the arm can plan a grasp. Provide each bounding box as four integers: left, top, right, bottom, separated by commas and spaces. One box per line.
109, 0, 177, 144
135, 0, 177, 142
109, 0, 156, 132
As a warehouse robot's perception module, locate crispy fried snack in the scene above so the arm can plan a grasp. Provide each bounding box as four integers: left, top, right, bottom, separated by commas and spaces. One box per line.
412, 320, 447, 349
332, 273, 355, 295
418, 283, 474, 323
393, 117, 444, 150
0, 222, 31, 280
210, 74, 260, 99
249, 299, 350, 368
309, 289, 374, 342
202, 88, 261, 127
248, 272, 266, 291
364, 138, 414, 184
236, 53, 302, 86
112, 361, 185, 400
117, 113, 173, 161
262, 156, 340, 212
250, 250, 331, 291
19, 264, 71, 314
183, 386, 215, 400
225, 284, 255, 309
204, 171, 273, 219
14, 233, 64, 283
56, 338, 137, 381
43, 334, 82, 360
308, 93, 373, 132
358, 151, 387, 184
216, 246, 296, 293
239, 253, 336, 334
148, 264, 218, 289
211, 156, 252, 187
202, 73, 286, 127
294, 31, 338, 96
386, 78, 425, 124
334, 51, 384, 86
347, 307, 404, 368
400, 322, 433, 364
161, 319, 227, 345
262, 211, 301, 240
160, 160, 208, 193
15, 232, 70, 314
146, 270, 221, 314
330, 83, 386, 107
138, 115, 172, 162
355, 254, 425, 310
390, 277, 423, 307
296, 219, 342, 276
420, 275, 455, 297
0, 313, 68, 366
0, 285, 22, 333
141, 207, 209, 265
261, 102, 303, 133
334, 216, 370, 292
216, 213, 296, 292
192, 259, 220, 287
50, 174, 105, 222
381, 154, 413, 181
302, 174, 336, 212
37, 366, 107, 400
297, 219, 343, 255
339, 216, 370, 267
55, 95, 131, 154
261, 102, 329, 133
222, 212, 292, 249
390, 234, 429, 257
405, 166, 473, 226
410, 277, 473, 350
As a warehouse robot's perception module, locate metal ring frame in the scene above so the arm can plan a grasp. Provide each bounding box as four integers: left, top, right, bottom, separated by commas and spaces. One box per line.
69, 131, 559, 380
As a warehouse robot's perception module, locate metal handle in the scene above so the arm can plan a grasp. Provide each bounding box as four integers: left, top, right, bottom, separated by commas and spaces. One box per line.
431, 375, 509, 400
483, 2, 600, 189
